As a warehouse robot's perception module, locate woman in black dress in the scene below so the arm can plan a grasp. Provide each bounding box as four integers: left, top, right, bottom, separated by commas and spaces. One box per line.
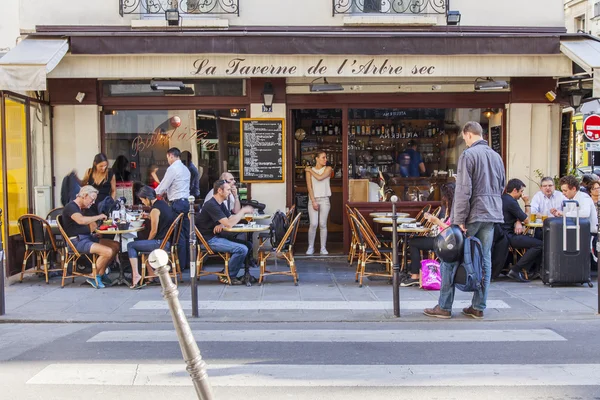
82, 153, 116, 214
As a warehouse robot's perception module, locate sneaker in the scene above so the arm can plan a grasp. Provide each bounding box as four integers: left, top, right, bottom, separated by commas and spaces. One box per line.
95, 275, 106, 289
101, 274, 112, 286
462, 306, 484, 319
423, 305, 451, 319
507, 269, 529, 282
219, 276, 243, 285
320, 248, 328, 255
306, 247, 315, 255
401, 278, 419, 287
85, 278, 98, 289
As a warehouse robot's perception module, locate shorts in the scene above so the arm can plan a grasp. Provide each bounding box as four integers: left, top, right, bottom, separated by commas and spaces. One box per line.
72, 234, 99, 254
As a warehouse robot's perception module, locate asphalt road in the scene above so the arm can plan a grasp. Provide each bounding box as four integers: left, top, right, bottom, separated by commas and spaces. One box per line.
2, 319, 600, 400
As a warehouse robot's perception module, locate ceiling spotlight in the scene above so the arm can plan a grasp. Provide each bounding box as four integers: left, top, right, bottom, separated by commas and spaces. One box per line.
310, 78, 344, 92
474, 78, 509, 91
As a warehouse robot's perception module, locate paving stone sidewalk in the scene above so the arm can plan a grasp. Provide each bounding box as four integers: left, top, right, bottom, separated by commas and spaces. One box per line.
1, 257, 598, 323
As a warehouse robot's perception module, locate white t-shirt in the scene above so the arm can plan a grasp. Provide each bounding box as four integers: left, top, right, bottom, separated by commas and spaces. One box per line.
564, 191, 598, 233
311, 167, 332, 198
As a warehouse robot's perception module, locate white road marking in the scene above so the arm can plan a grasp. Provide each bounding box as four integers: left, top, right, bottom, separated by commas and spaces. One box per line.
27, 363, 600, 387
87, 329, 565, 343
130, 300, 511, 310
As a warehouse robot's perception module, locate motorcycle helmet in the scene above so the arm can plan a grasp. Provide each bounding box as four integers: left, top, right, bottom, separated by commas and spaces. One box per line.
433, 225, 465, 263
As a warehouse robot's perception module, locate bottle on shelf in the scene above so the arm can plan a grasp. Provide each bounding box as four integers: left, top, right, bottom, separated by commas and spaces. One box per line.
328, 120, 334, 136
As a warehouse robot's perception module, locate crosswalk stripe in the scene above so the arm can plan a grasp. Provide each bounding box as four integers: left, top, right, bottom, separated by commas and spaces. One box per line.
27, 363, 600, 387
87, 329, 565, 343
130, 300, 511, 310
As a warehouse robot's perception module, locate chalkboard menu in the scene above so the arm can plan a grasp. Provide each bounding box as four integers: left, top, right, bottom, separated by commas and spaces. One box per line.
240, 118, 285, 183
490, 126, 502, 156
559, 112, 572, 176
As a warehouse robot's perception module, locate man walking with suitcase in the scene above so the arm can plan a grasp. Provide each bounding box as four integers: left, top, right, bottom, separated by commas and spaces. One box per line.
424, 121, 505, 319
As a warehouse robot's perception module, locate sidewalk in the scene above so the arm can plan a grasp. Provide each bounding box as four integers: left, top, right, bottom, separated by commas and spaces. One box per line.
1, 257, 598, 323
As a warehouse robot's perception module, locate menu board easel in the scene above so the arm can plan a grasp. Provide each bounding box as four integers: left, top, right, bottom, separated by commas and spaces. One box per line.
240, 118, 285, 183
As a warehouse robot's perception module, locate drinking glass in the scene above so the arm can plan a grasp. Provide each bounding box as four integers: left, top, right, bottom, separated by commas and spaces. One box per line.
542, 215, 548, 222
530, 214, 537, 223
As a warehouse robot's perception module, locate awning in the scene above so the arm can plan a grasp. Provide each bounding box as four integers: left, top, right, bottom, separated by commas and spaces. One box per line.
0, 39, 69, 91
560, 38, 600, 97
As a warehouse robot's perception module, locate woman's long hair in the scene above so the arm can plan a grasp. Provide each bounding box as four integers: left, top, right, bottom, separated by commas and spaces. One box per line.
440, 182, 455, 218
83, 153, 109, 185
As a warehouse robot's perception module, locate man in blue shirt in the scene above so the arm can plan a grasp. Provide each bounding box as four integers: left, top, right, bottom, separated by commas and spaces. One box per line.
398, 140, 425, 177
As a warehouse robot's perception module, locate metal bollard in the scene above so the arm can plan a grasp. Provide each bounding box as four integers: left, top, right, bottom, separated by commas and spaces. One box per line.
390, 196, 400, 317
148, 249, 213, 400
189, 196, 198, 318
0, 209, 4, 316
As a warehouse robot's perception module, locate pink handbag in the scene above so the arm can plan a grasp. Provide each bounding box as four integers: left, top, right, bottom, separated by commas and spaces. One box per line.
420, 259, 441, 290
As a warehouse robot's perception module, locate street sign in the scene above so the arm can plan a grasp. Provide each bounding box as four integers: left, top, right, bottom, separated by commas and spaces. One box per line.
585, 142, 600, 151
583, 114, 600, 141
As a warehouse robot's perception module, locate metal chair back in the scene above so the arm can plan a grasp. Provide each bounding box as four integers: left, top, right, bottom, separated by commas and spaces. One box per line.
18, 214, 56, 251
46, 207, 64, 221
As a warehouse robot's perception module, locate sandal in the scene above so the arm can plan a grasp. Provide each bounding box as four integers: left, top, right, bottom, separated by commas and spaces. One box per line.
129, 276, 145, 290
145, 278, 161, 286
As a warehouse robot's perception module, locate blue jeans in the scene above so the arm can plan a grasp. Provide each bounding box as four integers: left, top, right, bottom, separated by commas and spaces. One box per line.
171, 199, 190, 270
207, 236, 248, 278
127, 239, 168, 259
438, 222, 494, 312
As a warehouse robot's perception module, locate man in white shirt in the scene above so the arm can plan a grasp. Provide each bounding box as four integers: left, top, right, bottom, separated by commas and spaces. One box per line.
551, 175, 598, 234
530, 177, 565, 217
204, 172, 241, 213
155, 147, 191, 270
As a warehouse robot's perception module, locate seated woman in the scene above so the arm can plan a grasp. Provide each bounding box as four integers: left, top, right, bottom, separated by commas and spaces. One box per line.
403, 182, 455, 287
127, 186, 176, 289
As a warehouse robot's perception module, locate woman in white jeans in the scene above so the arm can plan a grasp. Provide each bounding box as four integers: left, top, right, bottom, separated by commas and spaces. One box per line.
306, 151, 332, 255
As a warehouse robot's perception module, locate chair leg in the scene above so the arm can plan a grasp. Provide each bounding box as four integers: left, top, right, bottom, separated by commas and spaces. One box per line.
141, 254, 146, 282
224, 256, 231, 285
42, 252, 49, 284
20, 249, 31, 282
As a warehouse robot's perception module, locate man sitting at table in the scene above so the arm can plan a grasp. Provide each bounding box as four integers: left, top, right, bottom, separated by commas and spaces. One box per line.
204, 171, 241, 213
197, 179, 255, 285
500, 179, 542, 282
61, 185, 120, 288
551, 175, 598, 234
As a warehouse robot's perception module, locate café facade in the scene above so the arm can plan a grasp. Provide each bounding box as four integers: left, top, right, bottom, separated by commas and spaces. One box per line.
0, 26, 595, 254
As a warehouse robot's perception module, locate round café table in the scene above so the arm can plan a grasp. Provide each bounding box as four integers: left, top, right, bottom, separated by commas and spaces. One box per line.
525, 221, 544, 237
223, 224, 270, 287
95, 226, 144, 286
373, 217, 417, 224
243, 214, 272, 221
369, 212, 410, 218
382, 226, 431, 273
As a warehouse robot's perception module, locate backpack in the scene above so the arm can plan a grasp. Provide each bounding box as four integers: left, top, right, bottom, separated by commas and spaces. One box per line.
60, 171, 80, 206
270, 210, 289, 248
451, 236, 484, 293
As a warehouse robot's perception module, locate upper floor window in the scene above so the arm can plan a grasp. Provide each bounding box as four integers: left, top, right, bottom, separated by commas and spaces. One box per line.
575, 14, 587, 33
595, 2, 600, 18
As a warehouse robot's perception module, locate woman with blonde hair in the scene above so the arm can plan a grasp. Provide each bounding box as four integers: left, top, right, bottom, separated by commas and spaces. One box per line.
305, 150, 332, 255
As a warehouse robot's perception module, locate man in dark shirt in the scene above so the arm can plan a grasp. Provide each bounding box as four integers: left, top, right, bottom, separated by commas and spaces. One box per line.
62, 185, 120, 288
197, 179, 254, 284
500, 178, 542, 282
398, 140, 425, 177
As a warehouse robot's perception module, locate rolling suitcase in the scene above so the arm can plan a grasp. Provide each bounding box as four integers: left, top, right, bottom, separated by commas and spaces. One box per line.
542, 200, 593, 287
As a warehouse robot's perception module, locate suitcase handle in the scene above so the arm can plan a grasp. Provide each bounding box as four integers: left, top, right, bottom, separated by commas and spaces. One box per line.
562, 200, 580, 252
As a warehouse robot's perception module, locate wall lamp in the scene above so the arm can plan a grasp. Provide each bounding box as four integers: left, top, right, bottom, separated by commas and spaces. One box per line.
165, 8, 180, 26
262, 82, 275, 111
482, 108, 495, 119
446, 10, 461, 26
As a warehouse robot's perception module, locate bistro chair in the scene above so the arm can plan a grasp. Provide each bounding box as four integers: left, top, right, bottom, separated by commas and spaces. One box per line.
349, 214, 393, 287
414, 204, 432, 225
46, 207, 64, 221
195, 226, 233, 284
55, 215, 98, 288
353, 208, 390, 248
169, 213, 185, 283
17, 214, 63, 284
139, 213, 183, 284
346, 204, 360, 265
258, 213, 302, 285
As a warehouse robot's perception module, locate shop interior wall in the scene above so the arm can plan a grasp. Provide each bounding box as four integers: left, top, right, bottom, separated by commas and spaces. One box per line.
52, 105, 100, 206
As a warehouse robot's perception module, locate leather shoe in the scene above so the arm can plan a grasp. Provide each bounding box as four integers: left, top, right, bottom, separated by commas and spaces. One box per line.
423, 305, 451, 319
507, 269, 529, 282
462, 306, 484, 319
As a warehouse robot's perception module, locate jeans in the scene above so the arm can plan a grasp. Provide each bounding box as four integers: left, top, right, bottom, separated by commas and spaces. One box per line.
308, 196, 331, 250
438, 222, 494, 312
207, 236, 248, 278
171, 199, 190, 270
127, 239, 166, 259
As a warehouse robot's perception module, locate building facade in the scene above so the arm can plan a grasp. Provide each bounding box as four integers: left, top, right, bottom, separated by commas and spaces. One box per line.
0, 0, 591, 261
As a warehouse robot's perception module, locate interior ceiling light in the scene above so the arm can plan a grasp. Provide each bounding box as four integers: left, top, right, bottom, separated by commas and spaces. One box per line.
310, 78, 344, 92
474, 78, 509, 91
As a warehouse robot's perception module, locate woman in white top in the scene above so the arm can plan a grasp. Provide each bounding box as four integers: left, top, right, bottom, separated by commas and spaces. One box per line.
305, 151, 332, 255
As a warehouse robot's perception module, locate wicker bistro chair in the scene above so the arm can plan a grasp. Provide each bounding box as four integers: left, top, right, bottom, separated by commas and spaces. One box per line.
350, 214, 394, 287
139, 213, 183, 284
346, 204, 360, 265
55, 215, 98, 288
414, 204, 432, 225
46, 207, 64, 221
353, 208, 391, 248
194, 226, 233, 284
168, 213, 185, 282
17, 215, 63, 284
257, 213, 302, 285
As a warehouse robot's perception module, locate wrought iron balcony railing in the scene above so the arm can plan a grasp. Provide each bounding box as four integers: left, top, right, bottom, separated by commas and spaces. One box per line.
120, 0, 239, 17
332, 0, 447, 16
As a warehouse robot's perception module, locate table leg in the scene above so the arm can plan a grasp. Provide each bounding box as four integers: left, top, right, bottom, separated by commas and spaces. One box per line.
239, 231, 258, 287
110, 236, 131, 287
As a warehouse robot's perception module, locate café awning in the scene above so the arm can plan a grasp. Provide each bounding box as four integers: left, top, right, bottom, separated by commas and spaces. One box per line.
0, 38, 69, 91
560, 38, 600, 97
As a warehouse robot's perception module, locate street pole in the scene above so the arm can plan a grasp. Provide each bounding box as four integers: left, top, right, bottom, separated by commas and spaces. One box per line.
391, 195, 400, 317
148, 249, 213, 400
188, 196, 198, 318
0, 209, 5, 316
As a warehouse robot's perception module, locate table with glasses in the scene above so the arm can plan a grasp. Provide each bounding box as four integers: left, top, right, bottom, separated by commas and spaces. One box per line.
223, 224, 270, 287
525, 220, 544, 237
382, 225, 431, 273
369, 212, 410, 218
373, 217, 417, 225
95, 226, 144, 286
